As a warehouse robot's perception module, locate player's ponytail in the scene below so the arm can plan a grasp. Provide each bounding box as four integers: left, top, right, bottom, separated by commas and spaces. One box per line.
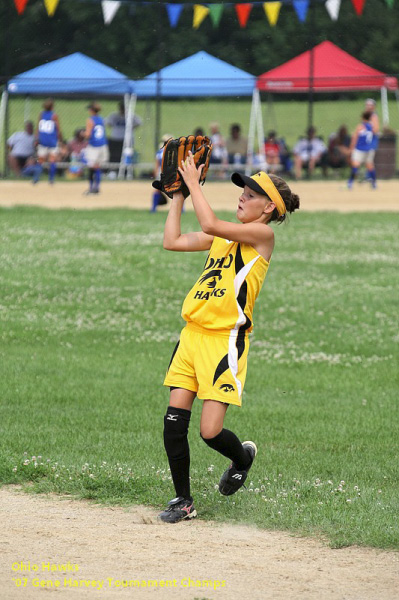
269, 175, 300, 224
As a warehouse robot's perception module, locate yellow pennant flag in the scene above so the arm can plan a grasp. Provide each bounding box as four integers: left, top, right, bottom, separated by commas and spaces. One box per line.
263, 2, 281, 26
44, 0, 60, 17
193, 4, 210, 29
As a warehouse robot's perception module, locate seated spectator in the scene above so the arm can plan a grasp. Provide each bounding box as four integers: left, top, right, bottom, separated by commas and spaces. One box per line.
293, 126, 328, 179
264, 131, 280, 174
328, 125, 351, 169
226, 123, 248, 165
209, 122, 228, 165
7, 121, 35, 175
21, 156, 42, 184
67, 128, 87, 160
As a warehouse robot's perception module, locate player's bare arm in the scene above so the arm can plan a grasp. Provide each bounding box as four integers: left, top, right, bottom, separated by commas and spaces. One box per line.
371, 112, 380, 133
350, 126, 361, 151
179, 154, 274, 261
163, 191, 213, 252
84, 118, 94, 139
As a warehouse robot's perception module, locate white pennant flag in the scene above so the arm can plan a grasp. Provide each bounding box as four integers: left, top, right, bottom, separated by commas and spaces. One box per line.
102, 1, 121, 25
325, 0, 341, 20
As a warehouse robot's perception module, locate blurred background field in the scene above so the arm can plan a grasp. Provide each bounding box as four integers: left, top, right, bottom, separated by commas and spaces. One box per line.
6, 95, 399, 168
0, 206, 398, 549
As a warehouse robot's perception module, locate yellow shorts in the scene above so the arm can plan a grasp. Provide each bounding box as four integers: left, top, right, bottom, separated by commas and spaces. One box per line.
163, 322, 249, 407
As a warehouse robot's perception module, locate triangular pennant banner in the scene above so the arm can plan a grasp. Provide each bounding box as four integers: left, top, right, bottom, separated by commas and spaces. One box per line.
351, 0, 366, 15
293, 0, 309, 22
193, 4, 209, 29
44, 0, 59, 17
325, 0, 341, 20
14, 0, 29, 15
166, 3, 183, 27
101, 1, 121, 25
263, 2, 281, 26
235, 3, 253, 28
209, 3, 224, 27
386, 0, 394, 7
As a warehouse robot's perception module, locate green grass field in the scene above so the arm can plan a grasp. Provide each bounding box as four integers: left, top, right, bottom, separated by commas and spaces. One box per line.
6, 96, 399, 166
0, 206, 398, 550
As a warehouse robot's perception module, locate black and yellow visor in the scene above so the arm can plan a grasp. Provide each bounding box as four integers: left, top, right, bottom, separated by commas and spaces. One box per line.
231, 171, 286, 216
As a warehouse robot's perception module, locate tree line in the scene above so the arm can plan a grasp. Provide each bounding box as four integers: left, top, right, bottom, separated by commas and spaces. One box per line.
2, 0, 399, 85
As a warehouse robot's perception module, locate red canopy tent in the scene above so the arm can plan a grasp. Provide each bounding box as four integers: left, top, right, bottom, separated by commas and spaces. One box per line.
246, 41, 398, 174
257, 41, 398, 93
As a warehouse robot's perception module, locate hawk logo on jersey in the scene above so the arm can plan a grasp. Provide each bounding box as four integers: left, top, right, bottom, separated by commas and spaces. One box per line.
199, 269, 222, 288
219, 384, 235, 393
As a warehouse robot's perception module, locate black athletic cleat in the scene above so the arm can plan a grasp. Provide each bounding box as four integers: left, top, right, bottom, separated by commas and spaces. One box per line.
219, 441, 257, 496
158, 496, 197, 524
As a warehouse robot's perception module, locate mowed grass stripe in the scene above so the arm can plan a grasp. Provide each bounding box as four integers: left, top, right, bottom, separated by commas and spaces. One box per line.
0, 207, 398, 549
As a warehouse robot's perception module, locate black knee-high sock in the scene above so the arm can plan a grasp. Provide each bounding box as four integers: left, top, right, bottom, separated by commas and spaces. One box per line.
201, 428, 250, 471
163, 406, 192, 500
88, 168, 95, 188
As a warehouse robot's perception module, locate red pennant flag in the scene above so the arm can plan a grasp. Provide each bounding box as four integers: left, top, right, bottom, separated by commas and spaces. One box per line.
351, 0, 366, 15
14, 0, 29, 14
235, 3, 253, 28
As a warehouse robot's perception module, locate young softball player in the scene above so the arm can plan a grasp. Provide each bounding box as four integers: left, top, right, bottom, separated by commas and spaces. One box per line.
159, 154, 300, 523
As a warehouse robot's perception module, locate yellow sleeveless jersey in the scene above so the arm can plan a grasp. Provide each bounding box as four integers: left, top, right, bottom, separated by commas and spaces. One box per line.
181, 236, 269, 334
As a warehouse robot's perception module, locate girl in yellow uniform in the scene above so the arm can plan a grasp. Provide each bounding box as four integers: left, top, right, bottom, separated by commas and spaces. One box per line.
159, 155, 300, 523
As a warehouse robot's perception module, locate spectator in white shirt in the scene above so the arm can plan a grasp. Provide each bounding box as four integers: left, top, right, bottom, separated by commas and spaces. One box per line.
293, 126, 328, 180
7, 121, 35, 175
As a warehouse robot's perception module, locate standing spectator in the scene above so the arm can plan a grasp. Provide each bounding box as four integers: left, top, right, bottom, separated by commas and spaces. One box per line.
105, 100, 142, 164
7, 121, 35, 175
347, 111, 376, 189
35, 98, 62, 184
264, 131, 280, 174
328, 125, 351, 169
365, 99, 380, 172
226, 123, 248, 165
84, 102, 109, 195
293, 126, 327, 179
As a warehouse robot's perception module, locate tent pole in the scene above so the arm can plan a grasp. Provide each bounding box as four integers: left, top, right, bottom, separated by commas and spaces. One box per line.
155, 0, 164, 152
0, 91, 9, 177
246, 89, 257, 176
307, 1, 316, 130
118, 93, 136, 180
118, 94, 129, 179
255, 89, 266, 171
381, 87, 389, 127
127, 93, 137, 180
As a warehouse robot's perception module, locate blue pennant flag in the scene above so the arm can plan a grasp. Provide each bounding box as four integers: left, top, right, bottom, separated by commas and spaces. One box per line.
166, 3, 183, 28
293, 0, 309, 22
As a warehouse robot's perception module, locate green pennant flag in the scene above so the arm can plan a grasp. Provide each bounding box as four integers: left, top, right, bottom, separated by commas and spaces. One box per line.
209, 3, 224, 27
386, 0, 394, 7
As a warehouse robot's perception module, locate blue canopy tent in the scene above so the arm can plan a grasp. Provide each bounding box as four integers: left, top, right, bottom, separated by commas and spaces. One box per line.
6, 52, 133, 96
1, 53, 137, 177
134, 51, 255, 98
133, 51, 263, 170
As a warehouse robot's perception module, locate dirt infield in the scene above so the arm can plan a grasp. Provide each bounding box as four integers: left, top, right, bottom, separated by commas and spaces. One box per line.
1, 486, 398, 600
1, 180, 399, 599
0, 179, 398, 212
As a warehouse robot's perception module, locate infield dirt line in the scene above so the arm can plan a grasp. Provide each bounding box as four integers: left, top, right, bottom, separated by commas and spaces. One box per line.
0, 180, 398, 212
